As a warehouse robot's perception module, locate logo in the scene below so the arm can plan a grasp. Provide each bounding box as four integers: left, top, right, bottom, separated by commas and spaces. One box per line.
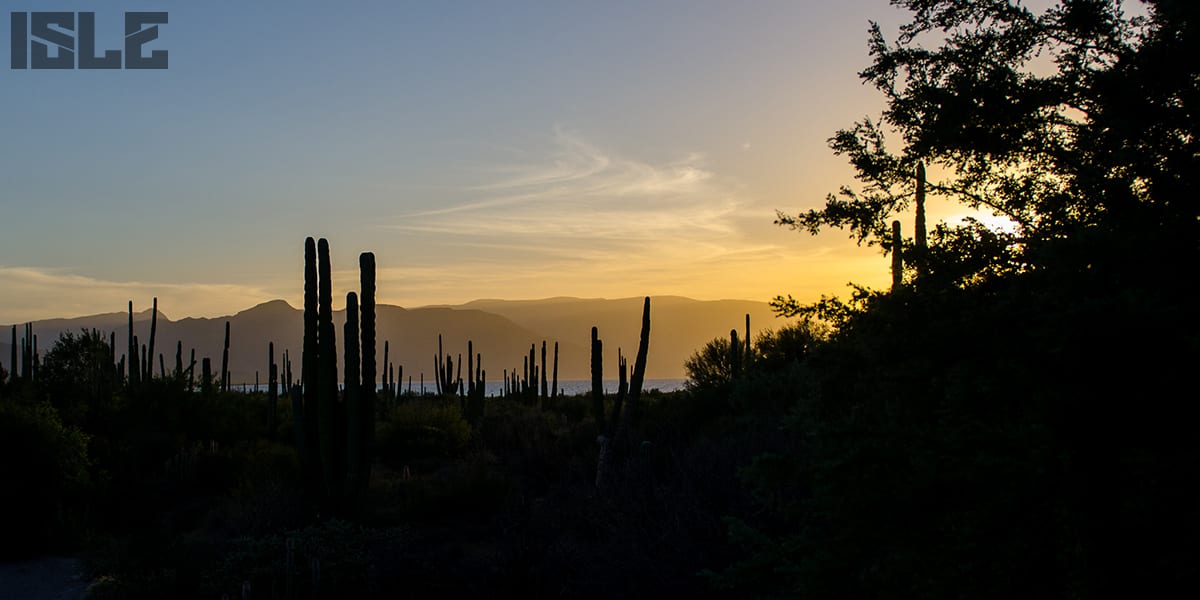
10, 11, 168, 70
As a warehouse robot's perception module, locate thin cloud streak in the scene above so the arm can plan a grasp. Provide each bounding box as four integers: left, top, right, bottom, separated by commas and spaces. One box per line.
370, 128, 895, 307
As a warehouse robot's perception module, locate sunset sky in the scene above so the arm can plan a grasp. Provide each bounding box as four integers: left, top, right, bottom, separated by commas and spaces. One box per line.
0, 0, 984, 323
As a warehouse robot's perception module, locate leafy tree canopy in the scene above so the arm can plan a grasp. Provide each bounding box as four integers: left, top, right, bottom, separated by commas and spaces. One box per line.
775, 0, 1198, 311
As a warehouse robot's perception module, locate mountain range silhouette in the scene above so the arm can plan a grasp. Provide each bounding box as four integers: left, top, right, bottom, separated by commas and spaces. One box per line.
2, 296, 785, 381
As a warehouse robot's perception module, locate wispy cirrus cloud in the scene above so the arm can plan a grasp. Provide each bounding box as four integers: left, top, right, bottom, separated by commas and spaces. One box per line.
392, 128, 743, 255
371, 127, 892, 305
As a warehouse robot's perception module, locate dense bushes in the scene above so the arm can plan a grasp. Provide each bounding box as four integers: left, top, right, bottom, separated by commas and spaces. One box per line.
375, 399, 472, 466
0, 399, 91, 558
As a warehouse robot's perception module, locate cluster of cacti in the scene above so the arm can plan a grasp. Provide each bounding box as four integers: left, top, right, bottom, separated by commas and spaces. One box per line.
379, 340, 404, 403
433, 334, 461, 396
500, 339, 555, 404
464, 340, 486, 425
891, 162, 929, 290
9, 323, 40, 382
595, 296, 652, 490
295, 237, 376, 513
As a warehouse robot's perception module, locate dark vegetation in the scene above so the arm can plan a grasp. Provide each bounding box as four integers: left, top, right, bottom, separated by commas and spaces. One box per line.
2, 1, 1198, 597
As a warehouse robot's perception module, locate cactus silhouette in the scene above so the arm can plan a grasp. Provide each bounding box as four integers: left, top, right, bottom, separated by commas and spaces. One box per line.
221, 321, 231, 392
146, 297, 158, 382
358, 252, 377, 491
552, 341, 559, 400
626, 297, 651, 427
591, 327, 603, 427
268, 342, 278, 436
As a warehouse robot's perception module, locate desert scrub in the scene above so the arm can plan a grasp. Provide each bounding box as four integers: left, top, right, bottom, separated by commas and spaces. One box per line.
203, 519, 404, 599
375, 399, 472, 466
0, 399, 91, 558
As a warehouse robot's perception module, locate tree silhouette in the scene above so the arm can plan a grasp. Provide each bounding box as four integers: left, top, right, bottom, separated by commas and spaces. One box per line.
774, 0, 1198, 300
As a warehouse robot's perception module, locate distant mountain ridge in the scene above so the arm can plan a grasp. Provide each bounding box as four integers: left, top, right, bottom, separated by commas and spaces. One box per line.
2, 296, 788, 381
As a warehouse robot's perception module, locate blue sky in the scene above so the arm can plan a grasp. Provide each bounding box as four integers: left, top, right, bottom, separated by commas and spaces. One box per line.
0, 0, 922, 322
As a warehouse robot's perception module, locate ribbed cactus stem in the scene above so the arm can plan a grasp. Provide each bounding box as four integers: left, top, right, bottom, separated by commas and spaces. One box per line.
358, 252, 376, 492
127, 302, 137, 386
344, 291, 362, 502
316, 237, 341, 505
552, 341, 559, 399
745, 313, 751, 359
221, 321, 231, 392
623, 296, 651, 429
591, 327, 603, 427
201, 357, 212, 395
147, 297, 158, 381
730, 329, 740, 381
302, 237, 319, 500
540, 340, 548, 404
268, 341, 278, 436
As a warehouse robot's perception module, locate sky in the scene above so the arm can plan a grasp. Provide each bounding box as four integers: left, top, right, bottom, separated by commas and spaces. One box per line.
0, 0, 966, 323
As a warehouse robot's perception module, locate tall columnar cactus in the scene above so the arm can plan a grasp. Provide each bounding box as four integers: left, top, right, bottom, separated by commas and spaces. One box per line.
188, 349, 196, 391
221, 321, 231, 392
528, 344, 537, 404
175, 341, 183, 379
891, 220, 904, 290
301, 237, 320, 498
597, 349, 628, 491
343, 292, 363, 498
744, 313, 751, 360
358, 252, 376, 491
467, 341, 475, 397
591, 326, 603, 427
296, 237, 377, 513
551, 341, 559, 400
540, 340, 548, 404
316, 237, 342, 504
146, 297, 158, 382
623, 296, 651, 430
597, 297, 651, 489
9, 325, 16, 383
127, 302, 138, 387
201, 357, 213, 396
382, 340, 390, 398
268, 342, 278, 436
729, 329, 740, 381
